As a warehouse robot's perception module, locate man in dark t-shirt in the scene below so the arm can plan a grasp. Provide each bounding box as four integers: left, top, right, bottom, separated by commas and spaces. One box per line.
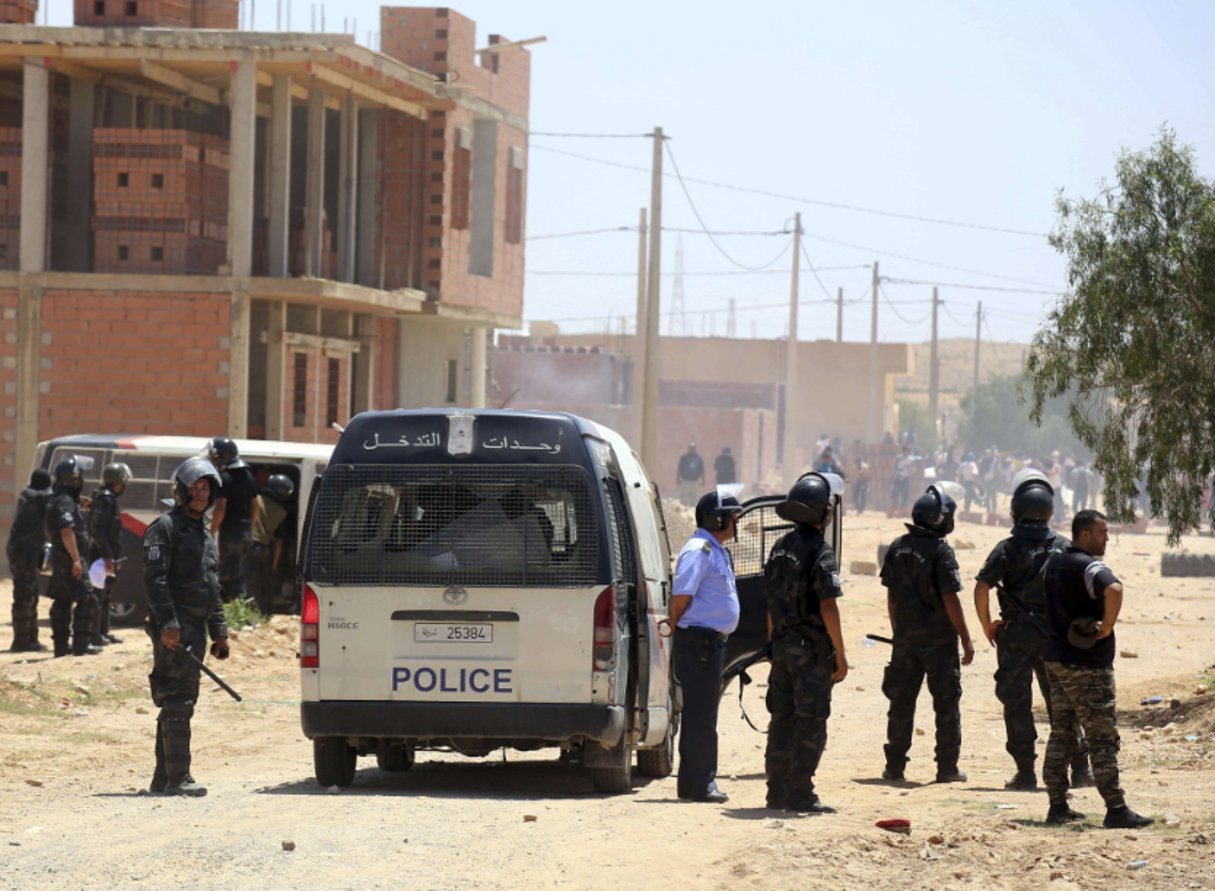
207, 437, 260, 603
1040, 509, 1152, 829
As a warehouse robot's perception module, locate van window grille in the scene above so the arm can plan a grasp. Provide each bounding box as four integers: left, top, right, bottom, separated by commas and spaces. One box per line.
306, 464, 602, 587
602, 477, 636, 584
728, 504, 796, 578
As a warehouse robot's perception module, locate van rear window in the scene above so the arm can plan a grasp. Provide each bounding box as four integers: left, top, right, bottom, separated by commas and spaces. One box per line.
305, 464, 602, 587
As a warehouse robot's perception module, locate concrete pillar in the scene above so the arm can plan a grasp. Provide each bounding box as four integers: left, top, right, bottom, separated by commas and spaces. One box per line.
19, 60, 49, 274
15, 60, 50, 494
336, 93, 359, 283
227, 58, 257, 277
226, 56, 257, 436
64, 79, 95, 272
267, 75, 293, 277
352, 314, 374, 413
355, 108, 381, 287
469, 326, 487, 408
264, 301, 286, 438
304, 85, 326, 277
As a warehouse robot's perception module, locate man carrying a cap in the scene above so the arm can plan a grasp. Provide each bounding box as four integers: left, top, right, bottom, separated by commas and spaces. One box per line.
659, 489, 742, 803
1041, 509, 1152, 828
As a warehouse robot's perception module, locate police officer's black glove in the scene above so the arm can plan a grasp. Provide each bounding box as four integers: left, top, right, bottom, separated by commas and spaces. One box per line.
211, 637, 230, 660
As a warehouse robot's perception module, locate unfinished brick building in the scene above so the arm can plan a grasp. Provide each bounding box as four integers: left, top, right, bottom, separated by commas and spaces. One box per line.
0, 5, 530, 524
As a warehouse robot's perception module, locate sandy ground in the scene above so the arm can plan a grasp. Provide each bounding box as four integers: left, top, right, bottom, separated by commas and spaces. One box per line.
2, 510, 1214, 891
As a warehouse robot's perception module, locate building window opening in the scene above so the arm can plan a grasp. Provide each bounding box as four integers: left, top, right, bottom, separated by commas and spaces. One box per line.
151, 246, 164, 261
151, 173, 164, 189
326, 357, 341, 426
117, 245, 129, 261
117, 172, 129, 187
124, 0, 137, 14
445, 358, 458, 403
293, 353, 308, 427
0, 172, 8, 187
93, 0, 104, 14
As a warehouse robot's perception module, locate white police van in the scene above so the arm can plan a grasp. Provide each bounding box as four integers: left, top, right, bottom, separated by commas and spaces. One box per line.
298, 409, 677, 793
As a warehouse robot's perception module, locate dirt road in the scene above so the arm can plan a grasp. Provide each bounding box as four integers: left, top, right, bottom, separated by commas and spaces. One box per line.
2, 512, 1213, 890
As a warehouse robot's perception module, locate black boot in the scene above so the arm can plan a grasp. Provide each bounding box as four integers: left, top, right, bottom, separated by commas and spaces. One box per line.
1103, 805, 1153, 829
149, 717, 167, 794
787, 794, 837, 814
1005, 767, 1038, 790
935, 767, 968, 783
161, 704, 205, 796
1045, 802, 1086, 824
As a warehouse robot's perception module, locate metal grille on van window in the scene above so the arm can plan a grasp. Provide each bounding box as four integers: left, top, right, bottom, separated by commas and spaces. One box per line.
728, 504, 795, 577
306, 464, 601, 587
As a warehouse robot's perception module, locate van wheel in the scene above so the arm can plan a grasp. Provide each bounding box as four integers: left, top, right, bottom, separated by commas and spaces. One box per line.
590, 738, 634, 793
376, 743, 415, 772
109, 601, 145, 628
636, 711, 677, 778
314, 738, 357, 787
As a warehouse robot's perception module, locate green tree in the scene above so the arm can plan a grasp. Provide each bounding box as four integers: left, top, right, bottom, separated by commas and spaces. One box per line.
1026, 129, 1215, 541
896, 398, 937, 451
957, 374, 1081, 458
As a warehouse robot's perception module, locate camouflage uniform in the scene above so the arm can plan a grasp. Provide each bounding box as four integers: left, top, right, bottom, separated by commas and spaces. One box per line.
1042, 547, 1126, 808
764, 525, 842, 809
977, 527, 1089, 778
144, 506, 226, 791
880, 526, 964, 776
45, 484, 97, 657
6, 480, 51, 650
87, 485, 123, 640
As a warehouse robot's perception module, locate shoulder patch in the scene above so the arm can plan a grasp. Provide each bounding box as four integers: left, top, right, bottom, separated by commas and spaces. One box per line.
147, 544, 161, 562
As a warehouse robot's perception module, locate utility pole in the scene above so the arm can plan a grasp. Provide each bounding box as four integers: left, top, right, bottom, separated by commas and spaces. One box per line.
632, 207, 647, 418
867, 261, 880, 442
928, 287, 940, 447
782, 212, 802, 477
835, 286, 843, 343
973, 300, 982, 393
640, 127, 663, 471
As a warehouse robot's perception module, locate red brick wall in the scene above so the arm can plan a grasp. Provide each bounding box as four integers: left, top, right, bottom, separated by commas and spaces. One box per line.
380, 6, 528, 319
373, 316, 398, 410
39, 289, 230, 438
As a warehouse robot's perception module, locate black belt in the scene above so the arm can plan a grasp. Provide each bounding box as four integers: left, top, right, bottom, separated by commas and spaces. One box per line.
676, 625, 728, 642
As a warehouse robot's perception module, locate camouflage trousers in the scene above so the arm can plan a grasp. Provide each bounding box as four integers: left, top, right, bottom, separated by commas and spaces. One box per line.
148, 622, 206, 785
883, 636, 962, 771
995, 618, 1088, 771
1042, 662, 1124, 808
765, 627, 835, 808
47, 561, 97, 656
6, 548, 41, 648
218, 532, 251, 603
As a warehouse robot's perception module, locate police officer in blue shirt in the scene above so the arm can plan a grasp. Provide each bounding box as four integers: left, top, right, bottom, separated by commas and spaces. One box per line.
660, 489, 742, 803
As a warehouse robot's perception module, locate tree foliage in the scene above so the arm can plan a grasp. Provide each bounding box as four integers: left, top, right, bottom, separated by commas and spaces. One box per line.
896, 398, 938, 451
957, 374, 1081, 458
1026, 128, 1215, 541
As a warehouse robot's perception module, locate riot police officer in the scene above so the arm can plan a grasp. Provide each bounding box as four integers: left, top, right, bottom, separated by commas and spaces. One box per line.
880, 484, 975, 783
45, 457, 100, 657
207, 437, 259, 603
6, 468, 52, 652
248, 473, 294, 614
764, 473, 848, 813
660, 489, 742, 803
88, 462, 132, 646
974, 470, 1092, 790
144, 457, 230, 797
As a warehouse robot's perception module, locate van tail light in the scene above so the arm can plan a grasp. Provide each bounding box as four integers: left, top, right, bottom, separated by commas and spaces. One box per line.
592, 586, 615, 671
300, 584, 319, 668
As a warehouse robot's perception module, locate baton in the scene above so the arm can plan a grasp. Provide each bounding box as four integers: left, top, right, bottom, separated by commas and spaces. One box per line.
178, 645, 243, 702
866, 633, 894, 645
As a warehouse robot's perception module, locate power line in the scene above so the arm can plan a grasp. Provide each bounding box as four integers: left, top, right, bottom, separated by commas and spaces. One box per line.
533, 295, 838, 325
884, 277, 1063, 296
531, 142, 1048, 237
878, 283, 932, 326
528, 131, 654, 138
526, 226, 634, 241
664, 141, 792, 272
528, 264, 866, 278
799, 239, 838, 301
940, 301, 973, 328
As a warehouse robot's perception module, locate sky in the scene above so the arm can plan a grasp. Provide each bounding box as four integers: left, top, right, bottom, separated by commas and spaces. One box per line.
47, 0, 1215, 345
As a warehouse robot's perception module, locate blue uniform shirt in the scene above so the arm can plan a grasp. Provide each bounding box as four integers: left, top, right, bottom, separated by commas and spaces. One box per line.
673, 529, 740, 634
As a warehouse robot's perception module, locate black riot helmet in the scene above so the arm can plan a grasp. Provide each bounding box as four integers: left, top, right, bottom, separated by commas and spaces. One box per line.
695, 489, 743, 532
775, 472, 833, 527
53, 457, 84, 493
1010, 469, 1054, 525
911, 483, 958, 537
102, 462, 132, 490
29, 468, 52, 490
207, 436, 239, 470
264, 473, 295, 501
171, 457, 222, 509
